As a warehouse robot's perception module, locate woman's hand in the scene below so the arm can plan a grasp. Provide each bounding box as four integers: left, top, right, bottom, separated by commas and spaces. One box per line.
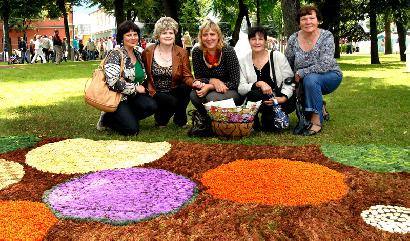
192, 80, 205, 89
210, 78, 228, 93
135, 85, 146, 94
256, 81, 273, 95
294, 73, 301, 83
196, 84, 212, 97
264, 96, 287, 106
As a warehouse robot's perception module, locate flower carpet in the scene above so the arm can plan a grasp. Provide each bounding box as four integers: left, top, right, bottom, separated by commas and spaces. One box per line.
0, 137, 408, 240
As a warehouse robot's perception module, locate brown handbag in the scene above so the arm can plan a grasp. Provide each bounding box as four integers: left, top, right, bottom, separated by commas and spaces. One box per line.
84, 49, 124, 112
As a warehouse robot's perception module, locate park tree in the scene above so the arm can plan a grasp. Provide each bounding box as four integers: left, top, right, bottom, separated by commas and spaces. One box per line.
368, 0, 380, 64
280, 0, 299, 38
383, 10, 392, 54
1, 0, 46, 58
46, 0, 83, 60
180, 0, 201, 36
0, 0, 12, 57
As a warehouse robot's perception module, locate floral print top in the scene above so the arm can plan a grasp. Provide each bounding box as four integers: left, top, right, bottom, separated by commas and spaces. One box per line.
104, 47, 146, 98
285, 29, 342, 78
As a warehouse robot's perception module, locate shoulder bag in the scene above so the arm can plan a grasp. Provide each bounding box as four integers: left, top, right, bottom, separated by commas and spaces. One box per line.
84, 49, 124, 112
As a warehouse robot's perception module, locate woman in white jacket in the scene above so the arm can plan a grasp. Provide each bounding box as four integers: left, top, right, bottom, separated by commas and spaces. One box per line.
238, 26, 295, 131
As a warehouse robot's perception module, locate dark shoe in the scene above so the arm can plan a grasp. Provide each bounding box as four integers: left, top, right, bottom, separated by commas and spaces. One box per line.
323, 101, 330, 121
187, 110, 213, 137
303, 123, 322, 136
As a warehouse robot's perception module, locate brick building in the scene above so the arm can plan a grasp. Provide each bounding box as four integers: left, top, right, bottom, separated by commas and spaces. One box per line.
0, 12, 74, 52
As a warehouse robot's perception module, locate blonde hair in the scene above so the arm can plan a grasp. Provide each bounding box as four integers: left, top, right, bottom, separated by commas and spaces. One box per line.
153, 17, 179, 40
197, 19, 224, 50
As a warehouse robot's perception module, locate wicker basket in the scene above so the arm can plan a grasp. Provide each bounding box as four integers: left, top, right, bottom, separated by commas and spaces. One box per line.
211, 121, 253, 140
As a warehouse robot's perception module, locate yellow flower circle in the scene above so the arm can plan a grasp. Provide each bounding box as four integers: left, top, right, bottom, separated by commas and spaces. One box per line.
0, 159, 25, 190
0, 200, 58, 241
26, 138, 171, 174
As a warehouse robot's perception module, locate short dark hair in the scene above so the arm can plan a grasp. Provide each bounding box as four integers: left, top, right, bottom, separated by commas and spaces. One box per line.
248, 26, 267, 41
297, 5, 322, 23
116, 20, 141, 44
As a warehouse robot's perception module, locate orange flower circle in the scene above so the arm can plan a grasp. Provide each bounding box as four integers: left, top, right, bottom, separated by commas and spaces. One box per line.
0, 201, 58, 240
201, 159, 349, 206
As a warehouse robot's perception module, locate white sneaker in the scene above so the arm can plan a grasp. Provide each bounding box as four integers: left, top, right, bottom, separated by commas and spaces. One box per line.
96, 112, 107, 131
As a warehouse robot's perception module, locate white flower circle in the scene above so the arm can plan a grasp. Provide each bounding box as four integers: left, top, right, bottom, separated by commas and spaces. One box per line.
0, 159, 25, 190
26, 139, 171, 174
361, 205, 410, 234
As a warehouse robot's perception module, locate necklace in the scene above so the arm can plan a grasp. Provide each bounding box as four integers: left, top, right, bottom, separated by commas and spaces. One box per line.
157, 47, 172, 63
301, 30, 319, 46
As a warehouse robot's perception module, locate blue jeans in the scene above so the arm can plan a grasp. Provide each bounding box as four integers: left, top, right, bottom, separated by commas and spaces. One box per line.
302, 71, 342, 123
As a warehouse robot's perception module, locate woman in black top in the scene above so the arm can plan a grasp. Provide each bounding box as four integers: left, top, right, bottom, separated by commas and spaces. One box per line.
190, 19, 241, 119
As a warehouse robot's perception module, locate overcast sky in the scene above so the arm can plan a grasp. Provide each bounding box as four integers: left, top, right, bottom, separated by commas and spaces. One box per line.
73, 4, 98, 25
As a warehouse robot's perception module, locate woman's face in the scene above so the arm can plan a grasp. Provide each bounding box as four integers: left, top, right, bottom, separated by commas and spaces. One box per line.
123, 30, 139, 48
249, 32, 266, 53
299, 11, 319, 33
159, 28, 175, 46
201, 29, 219, 50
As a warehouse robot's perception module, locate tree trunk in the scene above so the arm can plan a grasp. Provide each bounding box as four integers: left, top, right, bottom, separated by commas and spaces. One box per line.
396, 20, 406, 62
280, 0, 300, 38
384, 12, 392, 55
369, 7, 380, 64
57, 0, 72, 60
114, 0, 125, 28
162, 0, 182, 47
231, 0, 248, 46
256, 0, 260, 25
1, 0, 12, 59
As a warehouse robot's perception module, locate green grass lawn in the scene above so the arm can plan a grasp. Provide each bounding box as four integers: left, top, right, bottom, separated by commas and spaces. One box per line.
0, 54, 409, 146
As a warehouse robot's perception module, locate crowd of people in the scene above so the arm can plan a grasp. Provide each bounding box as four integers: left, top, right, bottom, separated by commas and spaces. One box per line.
95, 4, 342, 138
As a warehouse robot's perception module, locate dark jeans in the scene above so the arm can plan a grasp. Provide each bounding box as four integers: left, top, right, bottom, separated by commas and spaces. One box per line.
246, 89, 295, 131
102, 94, 157, 135
190, 90, 241, 116
153, 85, 191, 126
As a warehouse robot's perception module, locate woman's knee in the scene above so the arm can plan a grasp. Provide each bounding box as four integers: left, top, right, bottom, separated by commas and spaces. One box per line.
303, 74, 320, 89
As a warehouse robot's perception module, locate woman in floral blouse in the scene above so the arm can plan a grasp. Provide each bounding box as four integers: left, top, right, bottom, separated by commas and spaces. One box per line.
285, 5, 342, 136
97, 20, 157, 135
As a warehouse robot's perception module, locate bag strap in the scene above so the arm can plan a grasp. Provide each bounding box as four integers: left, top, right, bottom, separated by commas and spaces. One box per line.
269, 51, 281, 96
99, 48, 125, 76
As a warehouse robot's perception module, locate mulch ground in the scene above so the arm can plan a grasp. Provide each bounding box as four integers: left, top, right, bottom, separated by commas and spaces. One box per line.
0, 138, 409, 240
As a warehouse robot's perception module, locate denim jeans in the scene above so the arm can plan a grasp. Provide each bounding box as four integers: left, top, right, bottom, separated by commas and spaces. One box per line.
302, 71, 342, 123
102, 94, 157, 135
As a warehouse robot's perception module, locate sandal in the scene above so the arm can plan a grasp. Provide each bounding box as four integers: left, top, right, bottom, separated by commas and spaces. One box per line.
303, 123, 322, 136
323, 101, 330, 121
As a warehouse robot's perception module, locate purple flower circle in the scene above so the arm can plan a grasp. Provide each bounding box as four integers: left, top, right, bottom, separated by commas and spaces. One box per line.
43, 168, 197, 225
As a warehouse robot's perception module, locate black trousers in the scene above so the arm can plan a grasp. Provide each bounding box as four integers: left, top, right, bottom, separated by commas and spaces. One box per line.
246, 89, 295, 131
103, 94, 157, 135
153, 85, 191, 126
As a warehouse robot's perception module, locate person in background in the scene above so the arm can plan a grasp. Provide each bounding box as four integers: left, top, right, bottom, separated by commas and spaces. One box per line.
188, 19, 241, 136
73, 36, 80, 61
79, 39, 86, 60
182, 31, 193, 55
140, 37, 147, 49
85, 38, 96, 60
41, 35, 51, 62
238, 26, 295, 131
142, 17, 198, 128
62, 37, 68, 62
31, 35, 46, 64
106, 36, 114, 57
285, 5, 342, 135
96, 20, 157, 136
18, 37, 29, 64
53, 30, 63, 64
